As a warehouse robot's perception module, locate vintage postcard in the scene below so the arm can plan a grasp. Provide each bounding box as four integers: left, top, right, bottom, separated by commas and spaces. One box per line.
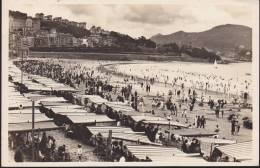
1, 0, 259, 166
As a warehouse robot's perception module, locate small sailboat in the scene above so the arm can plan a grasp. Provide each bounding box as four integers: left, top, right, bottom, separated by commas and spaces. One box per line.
214, 59, 218, 69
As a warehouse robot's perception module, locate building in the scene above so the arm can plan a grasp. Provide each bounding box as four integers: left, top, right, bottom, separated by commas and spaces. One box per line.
53, 17, 62, 22
78, 22, 86, 29
72, 37, 82, 47
35, 28, 74, 48
61, 19, 69, 24
44, 15, 52, 21
35, 13, 44, 20
9, 11, 27, 32
34, 34, 49, 47
25, 17, 33, 28
102, 36, 113, 47
32, 18, 41, 32
101, 30, 110, 35
69, 21, 78, 27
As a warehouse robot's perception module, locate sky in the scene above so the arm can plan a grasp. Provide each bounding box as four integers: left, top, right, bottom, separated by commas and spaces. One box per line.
9, 0, 257, 38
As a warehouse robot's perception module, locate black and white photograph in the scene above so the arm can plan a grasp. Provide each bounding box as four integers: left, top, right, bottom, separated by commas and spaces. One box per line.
1, 0, 259, 166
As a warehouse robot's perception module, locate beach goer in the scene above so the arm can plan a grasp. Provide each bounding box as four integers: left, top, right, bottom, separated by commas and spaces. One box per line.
200, 116, 206, 128
214, 125, 220, 133
14, 147, 24, 162
182, 109, 187, 118
77, 144, 83, 162
197, 116, 201, 128
181, 139, 188, 153
231, 117, 236, 135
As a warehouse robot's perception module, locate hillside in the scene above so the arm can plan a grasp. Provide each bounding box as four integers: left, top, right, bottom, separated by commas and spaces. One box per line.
150, 24, 252, 58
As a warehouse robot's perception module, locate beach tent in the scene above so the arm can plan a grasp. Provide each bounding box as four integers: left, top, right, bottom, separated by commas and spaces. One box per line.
66, 115, 115, 126
105, 102, 135, 112
40, 102, 76, 107
48, 107, 88, 114
130, 115, 187, 127
197, 137, 236, 145
213, 141, 252, 162
8, 113, 52, 124
8, 121, 62, 133
126, 145, 185, 161
8, 108, 41, 114
38, 97, 68, 103
142, 120, 189, 128
130, 115, 166, 123
169, 128, 217, 137
73, 94, 108, 105
9, 100, 39, 110
87, 126, 160, 145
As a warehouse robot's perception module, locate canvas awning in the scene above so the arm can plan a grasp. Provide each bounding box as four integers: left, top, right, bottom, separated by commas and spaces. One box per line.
215, 141, 252, 161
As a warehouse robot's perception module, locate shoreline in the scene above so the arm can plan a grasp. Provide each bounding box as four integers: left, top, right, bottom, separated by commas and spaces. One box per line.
26, 51, 251, 64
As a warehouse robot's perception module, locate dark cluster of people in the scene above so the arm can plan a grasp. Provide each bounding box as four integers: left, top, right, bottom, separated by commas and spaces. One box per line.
144, 124, 160, 142
194, 115, 206, 128
10, 131, 71, 162
181, 138, 201, 154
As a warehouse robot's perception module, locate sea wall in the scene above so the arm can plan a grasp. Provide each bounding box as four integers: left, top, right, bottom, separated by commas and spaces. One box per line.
29, 51, 209, 62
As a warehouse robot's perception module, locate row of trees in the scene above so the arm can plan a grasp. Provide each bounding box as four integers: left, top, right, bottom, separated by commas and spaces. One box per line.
157, 43, 221, 62
109, 32, 156, 51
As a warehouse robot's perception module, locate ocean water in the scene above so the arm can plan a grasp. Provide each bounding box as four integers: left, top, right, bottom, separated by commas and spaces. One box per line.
113, 61, 252, 96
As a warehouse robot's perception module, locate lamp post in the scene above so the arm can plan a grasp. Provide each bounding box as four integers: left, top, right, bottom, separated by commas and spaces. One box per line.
31, 100, 35, 161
